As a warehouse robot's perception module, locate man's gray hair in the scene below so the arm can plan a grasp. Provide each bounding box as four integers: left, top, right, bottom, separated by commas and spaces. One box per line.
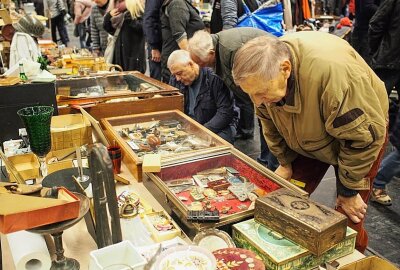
167, 50, 192, 69
188, 30, 214, 61
232, 35, 290, 85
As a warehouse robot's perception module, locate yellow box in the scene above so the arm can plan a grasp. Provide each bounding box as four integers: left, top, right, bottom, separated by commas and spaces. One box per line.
51, 114, 92, 151
46, 147, 75, 174
7, 153, 39, 182
339, 256, 399, 270
142, 211, 181, 242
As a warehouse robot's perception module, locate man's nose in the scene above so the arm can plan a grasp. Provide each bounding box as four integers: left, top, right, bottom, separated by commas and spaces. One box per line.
176, 75, 181, 81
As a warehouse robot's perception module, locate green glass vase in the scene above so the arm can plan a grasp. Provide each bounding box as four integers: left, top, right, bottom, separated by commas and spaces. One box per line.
17, 106, 54, 179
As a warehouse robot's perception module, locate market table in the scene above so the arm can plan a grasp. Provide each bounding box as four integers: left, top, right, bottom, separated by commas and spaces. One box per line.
1, 163, 365, 269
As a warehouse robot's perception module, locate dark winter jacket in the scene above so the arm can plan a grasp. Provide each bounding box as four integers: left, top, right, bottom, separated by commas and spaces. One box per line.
354, 0, 380, 30
369, 0, 400, 70
211, 27, 269, 101
143, 0, 162, 50
103, 11, 146, 72
169, 67, 235, 134
160, 0, 204, 81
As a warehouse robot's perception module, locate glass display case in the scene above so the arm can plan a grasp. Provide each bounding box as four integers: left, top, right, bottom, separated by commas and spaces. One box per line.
101, 110, 231, 181
56, 72, 183, 120
143, 148, 308, 235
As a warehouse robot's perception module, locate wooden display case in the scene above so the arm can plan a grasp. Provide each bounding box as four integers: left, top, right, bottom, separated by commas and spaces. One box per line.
101, 110, 231, 181
143, 148, 308, 234
56, 72, 183, 120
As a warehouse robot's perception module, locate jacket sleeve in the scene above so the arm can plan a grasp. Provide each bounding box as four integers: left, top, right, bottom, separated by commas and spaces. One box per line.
322, 72, 387, 192
166, 0, 190, 43
74, 3, 83, 24
143, 0, 162, 50
204, 74, 234, 132
103, 12, 116, 35
256, 106, 298, 166
125, 14, 144, 33
221, 0, 238, 29
369, 0, 392, 55
90, 11, 100, 50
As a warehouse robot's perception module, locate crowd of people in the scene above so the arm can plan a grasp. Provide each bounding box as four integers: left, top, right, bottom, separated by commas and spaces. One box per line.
30, 0, 398, 254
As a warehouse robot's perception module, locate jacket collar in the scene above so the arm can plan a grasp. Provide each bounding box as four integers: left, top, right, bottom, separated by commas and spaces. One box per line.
282, 44, 301, 114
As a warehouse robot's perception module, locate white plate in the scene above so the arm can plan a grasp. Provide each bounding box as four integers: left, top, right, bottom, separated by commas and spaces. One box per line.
152, 245, 216, 270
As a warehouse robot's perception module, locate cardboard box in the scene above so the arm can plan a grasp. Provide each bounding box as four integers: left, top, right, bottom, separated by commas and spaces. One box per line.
339, 256, 399, 270
232, 219, 357, 270
46, 147, 75, 174
0, 187, 80, 233
255, 188, 347, 256
7, 153, 39, 182
51, 114, 92, 151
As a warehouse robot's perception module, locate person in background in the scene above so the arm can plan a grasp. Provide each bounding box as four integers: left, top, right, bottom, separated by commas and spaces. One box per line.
368, 0, 400, 205
371, 109, 400, 206
168, 50, 237, 143
188, 28, 279, 170
91, 0, 110, 54
48, 0, 70, 46
232, 32, 388, 253
160, 0, 204, 82
210, 0, 258, 33
351, 0, 380, 64
143, 0, 162, 80
74, 0, 93, 48
103, 0, 146, 72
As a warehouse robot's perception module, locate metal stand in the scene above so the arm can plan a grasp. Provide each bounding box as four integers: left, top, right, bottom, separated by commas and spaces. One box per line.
51, 231, 80, 270
28, 194, 89, 270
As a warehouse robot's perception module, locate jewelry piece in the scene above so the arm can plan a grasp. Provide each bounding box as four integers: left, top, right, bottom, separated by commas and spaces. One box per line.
203, 188, 217, 198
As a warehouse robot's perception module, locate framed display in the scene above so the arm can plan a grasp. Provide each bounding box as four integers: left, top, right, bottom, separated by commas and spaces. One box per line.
101, 110, 231, 181
143, 148, 308, 233
56, 72, 183, 120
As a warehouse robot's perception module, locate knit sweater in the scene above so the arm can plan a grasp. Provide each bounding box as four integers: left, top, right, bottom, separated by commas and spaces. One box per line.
90, 4, 109, 52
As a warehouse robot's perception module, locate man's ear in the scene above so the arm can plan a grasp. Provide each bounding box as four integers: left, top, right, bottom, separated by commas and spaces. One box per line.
209, 49, 215, 59
281, 60, 291, 79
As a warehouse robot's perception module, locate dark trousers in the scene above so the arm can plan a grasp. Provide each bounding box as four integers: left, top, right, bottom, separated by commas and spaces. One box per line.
216, 125, 236, 144
374, 68, 400, 132
351, 28, 371, 65
258, 119, 279, 170
289, 136, 387, 253
232, 87, 255, 137
147, 46, 162, 81
77, 23, 87, 49
51, 14, 69, 46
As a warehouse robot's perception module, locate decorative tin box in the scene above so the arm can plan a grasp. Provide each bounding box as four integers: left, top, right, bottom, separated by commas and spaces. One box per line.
254, 188, 347, 256
56, 72, 183, 120
232, 219, 357, 270
143, 148, 307, 234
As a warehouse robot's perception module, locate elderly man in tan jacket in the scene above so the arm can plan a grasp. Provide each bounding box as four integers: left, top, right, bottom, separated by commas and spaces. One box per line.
232, 31, 388, 253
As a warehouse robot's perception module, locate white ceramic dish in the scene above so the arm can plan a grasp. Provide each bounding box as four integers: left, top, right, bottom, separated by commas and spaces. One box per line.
152, 245, 216, 270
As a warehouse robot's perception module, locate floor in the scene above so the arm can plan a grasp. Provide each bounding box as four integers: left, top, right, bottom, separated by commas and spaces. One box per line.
56, 26, 400, 266
234, 118, 400, 266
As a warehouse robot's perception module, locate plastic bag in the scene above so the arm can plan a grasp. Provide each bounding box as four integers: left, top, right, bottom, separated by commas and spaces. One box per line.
236, 2, 284, 37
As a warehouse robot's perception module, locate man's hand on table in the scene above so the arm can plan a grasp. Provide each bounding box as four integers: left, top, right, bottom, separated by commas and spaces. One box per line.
274, 164, 293, 180
336, 193, 367, 223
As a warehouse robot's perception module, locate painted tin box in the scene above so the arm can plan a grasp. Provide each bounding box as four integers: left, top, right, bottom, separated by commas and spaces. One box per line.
254, 188, 347, 256
232, 219, 357, 270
